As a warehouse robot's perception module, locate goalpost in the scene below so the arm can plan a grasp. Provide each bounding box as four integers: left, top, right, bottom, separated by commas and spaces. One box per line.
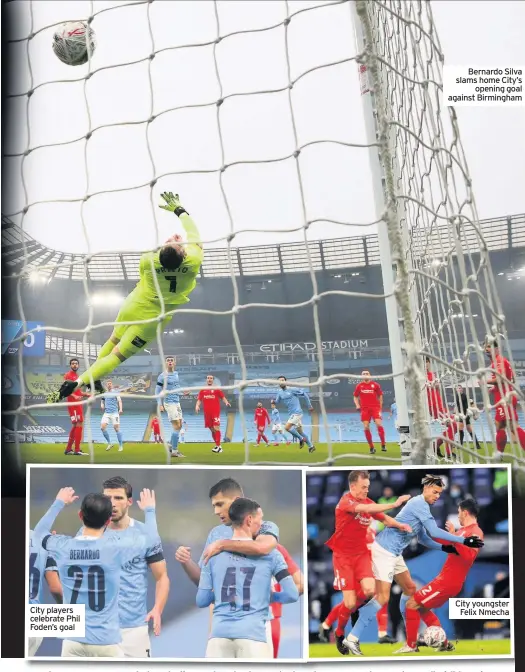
3, 0, 523, 470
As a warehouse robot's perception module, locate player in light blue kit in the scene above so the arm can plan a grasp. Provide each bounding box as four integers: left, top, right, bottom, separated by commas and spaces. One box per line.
32, 486, 160, 658
389, 402, 398, 429
156, 355, 185, 458
273, 376, 315, 452
27, 530, 63, 656
101, 380, 123, 452
270, 401, 288, 445
84, 476, 170, 658
197, 497, 299, 658
343, 474, 484, 656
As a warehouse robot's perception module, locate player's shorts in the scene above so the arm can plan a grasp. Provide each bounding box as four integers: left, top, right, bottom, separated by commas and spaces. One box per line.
360, 407, 381, 423
165, 402, 183, 422
204, 414, 221, 429
120, 625, 151, 658
112, 288, 176, 357
413, 578, 458, 610
61, 641, 124, 657
205, 637, 272, 659
257, 425, 266, 433
68, 405, 84, 423
287, 413, 303, 427
101, 412, 120, 427
371, 541, 408, 583
28, 637, 43, 657
272, 424, 283, 432
494, 404, 519, 423
332, 551, 373, 591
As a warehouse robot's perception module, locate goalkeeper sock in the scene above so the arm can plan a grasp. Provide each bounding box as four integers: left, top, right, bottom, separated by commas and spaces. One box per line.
79, 354, 121, 387
102, 428, 111, 443
496, 428, 507, 453
405, 607, 420, 649
364, 428, 374, 448
116, 431, 123, 447
378, 425, 386, 445
171, 430, 180, 452
459, 429, 465, 444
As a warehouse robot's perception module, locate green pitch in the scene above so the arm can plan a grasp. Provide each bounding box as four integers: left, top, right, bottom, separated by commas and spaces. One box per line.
309, 638, 511, 658
18, 441, 401, 466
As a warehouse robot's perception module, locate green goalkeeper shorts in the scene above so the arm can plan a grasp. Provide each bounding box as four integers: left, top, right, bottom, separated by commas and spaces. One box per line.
112, 289, 175, 358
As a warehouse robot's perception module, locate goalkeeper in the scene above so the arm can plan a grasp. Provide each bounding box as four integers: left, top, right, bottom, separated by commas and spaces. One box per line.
48, 193, 203, 403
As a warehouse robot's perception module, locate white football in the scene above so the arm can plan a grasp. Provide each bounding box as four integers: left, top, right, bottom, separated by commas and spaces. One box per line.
52, 21, 96, 66
423, 625, 447, 648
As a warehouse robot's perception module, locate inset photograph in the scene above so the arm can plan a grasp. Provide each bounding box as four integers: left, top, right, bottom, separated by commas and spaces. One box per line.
307, 466, 512, 660
27, 466, 304, 660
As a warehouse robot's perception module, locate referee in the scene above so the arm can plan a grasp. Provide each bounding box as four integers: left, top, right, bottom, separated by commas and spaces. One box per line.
454, 385, 481, 449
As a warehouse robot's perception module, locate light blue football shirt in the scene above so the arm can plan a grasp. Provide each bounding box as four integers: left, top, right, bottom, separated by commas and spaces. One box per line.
274, 387, 311, 415
156, 371, 182, 405
28, 529, 58, 605
102, 393, 120, 415
271, 408, 281, 424
199, 545, 289, 642
376, 494, 435, 556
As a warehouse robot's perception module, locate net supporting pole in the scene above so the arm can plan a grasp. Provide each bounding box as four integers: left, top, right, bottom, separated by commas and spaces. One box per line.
350, 1, 412, 455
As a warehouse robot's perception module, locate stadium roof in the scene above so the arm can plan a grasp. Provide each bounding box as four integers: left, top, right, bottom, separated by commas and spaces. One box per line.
2, 213, 524, 282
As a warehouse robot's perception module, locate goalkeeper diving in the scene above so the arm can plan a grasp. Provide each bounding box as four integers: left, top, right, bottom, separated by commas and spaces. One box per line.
48, 193, 203, 404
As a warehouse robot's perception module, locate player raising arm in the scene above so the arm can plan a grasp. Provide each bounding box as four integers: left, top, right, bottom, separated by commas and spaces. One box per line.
196, 375, 231, 454
156, 356, 185, 459
101, 380, 124, 452
354, 370, 386, 454
254, 402, 270, 446
343, 474, 484, 656
49, 192, 203, 404
273, 376, 315, 453
196, 498, 299, 659
32, 487, 160, 658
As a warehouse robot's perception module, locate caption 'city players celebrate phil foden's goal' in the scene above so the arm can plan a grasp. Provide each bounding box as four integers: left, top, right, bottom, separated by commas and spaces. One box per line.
47, 193, 202, 405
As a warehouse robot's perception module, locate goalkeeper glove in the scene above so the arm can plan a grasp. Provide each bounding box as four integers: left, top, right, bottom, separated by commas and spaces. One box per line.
159, 192, 183, 214
441, 545, 459, 555
463, 535, 484, 548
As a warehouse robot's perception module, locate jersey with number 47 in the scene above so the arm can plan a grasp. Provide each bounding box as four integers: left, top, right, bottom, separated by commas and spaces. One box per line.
42, 532, 157, 645
137, 246, 203, 306
200, 546, 289, 643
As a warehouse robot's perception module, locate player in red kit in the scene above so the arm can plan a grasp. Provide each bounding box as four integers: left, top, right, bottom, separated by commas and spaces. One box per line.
195, 374, 231, 454
484, 340, 525, 458
151, 415, 162, 443
321, 471, 411, 655
401, 498, 484, 653
354, 371, 386, 454
270, 543, 304, 658
425, 357, 446, 420
63, 358, 89, 456
254, 402, 270, 445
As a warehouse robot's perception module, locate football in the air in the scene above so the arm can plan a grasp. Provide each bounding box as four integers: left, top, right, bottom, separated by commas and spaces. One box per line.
52, 21, 96, 66
423, 625, 447, 648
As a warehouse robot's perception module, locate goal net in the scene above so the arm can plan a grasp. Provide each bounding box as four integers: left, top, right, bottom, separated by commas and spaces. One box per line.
3, 0, 523, 471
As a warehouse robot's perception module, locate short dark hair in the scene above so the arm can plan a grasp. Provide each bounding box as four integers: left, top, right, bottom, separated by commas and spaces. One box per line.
425, 356, 431, 363
229, 497, 260, 527
165, 355, 175, 360
459, 498, 479, 517
421, 474, 445, 488
81, 493, 112, 529
102, 476, 132, 499
159, 244, 186, 271
278, 375, 286, 380
348, 470, 370, 484
209, 478, 243, 499
70, 358, 79, 365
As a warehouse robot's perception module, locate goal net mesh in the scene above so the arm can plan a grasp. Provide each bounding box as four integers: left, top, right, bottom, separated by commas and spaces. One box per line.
3, 0, 523, 470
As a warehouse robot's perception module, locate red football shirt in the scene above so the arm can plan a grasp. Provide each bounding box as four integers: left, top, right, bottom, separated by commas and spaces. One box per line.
151, 418, 160, 433
434, 523, 484, 592
271, 543, 300, 619
198, 388, 225, 417
489, 354, 515, 404
254, 407, 270, 427
325, 493, 385, 556
354, 381, 382, 409
64, 370, 82, 404
426, 371, 444, 413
